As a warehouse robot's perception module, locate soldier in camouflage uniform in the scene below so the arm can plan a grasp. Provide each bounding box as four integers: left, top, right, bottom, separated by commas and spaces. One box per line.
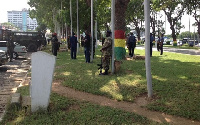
7, 33, 15, 62
100, 31, 112, 75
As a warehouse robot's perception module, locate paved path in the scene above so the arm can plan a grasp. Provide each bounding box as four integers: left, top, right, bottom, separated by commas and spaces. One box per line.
0, 55, 30, 121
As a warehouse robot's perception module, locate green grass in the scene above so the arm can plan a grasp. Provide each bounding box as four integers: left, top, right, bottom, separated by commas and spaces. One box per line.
51, 45, 200, 121
1, 44, 200, 124
1, 87, 160, 125
164, 44, 200, 50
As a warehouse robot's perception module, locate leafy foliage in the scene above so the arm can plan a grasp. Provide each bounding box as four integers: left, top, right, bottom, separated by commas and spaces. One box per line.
126, 0, 144, 40
152, 0, 186, 41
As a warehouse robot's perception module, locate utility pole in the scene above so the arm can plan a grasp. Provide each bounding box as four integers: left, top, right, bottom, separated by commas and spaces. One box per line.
144, 0, 153, 98
70, 0, 72, 36
111, 0, 115, 74
61, 0, 63, 38
95, 0, 97, 48
91, 0, 94, 62
77, 0, 79, 53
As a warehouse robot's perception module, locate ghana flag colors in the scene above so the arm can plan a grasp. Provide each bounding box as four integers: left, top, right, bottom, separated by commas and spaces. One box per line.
114, 30, 126, 60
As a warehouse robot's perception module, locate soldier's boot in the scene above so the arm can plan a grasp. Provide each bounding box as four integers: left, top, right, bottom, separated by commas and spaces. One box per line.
99, 70, 108, 75
103, 69, 108, 75
101, 67, 109, 75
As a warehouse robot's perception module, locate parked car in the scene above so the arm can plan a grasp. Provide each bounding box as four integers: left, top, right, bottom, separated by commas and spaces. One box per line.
0, 41, 27, 59
0, 50, 8, 66
13, 42, 27, 58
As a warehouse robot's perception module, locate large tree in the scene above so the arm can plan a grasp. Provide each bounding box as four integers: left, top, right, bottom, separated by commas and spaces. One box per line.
28, 0, 111, 34
115, 0, 130, 60
126, 0, 144, 42
152, 0, 186, 43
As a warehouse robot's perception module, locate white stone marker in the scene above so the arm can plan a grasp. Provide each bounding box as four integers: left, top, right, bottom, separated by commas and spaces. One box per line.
31, 51, 56, 112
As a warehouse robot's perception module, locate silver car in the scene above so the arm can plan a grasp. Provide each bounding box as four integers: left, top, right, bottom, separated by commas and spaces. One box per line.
0, 50, 8, 66
0, 41, 27, 59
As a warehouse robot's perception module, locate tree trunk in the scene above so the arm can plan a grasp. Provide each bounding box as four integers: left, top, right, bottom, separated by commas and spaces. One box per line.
115, 0, 130, 60
135, 26, 141, 41
171, 28, 176, 41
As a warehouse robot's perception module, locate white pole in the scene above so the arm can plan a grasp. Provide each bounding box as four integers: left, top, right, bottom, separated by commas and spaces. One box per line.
95, 0, 97, 48
65, 23, 68, 49
95, 20, 97, 48
144, 0, 153, 98
61, 0, 63, 38
77, 0, 79, 53
194, 27, 195, 46
70, 0, 72, 36
111, 0, 115, 74
91, 0, 94, 62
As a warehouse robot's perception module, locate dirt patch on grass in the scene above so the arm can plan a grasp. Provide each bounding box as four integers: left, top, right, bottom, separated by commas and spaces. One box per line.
52, 82, 200, 125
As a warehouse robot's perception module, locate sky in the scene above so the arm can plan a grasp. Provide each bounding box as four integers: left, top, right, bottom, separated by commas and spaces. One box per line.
0, 0, 197, 35
0, 0, 30, 23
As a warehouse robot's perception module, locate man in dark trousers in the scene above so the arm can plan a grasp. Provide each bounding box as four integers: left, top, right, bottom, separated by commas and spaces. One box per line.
7, 33, 15, 62
84, 31, 91, 63
127, 32, 136, 57
52, 33, 59, 56
160, 34, 164, 55
150, 33, 154, 57
70, 32, 78, 59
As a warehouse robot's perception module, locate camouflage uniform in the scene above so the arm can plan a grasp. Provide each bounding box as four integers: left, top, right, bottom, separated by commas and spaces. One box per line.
102, 37, 112, 72
7, 36, 15, 62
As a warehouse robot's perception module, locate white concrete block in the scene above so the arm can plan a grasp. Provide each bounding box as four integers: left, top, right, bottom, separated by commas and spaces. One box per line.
31, 51, 56, 112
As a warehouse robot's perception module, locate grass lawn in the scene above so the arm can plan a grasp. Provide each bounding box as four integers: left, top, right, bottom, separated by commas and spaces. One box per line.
51, 44, 200, 121
1, 86, 159, 124
1, 44, 199, 124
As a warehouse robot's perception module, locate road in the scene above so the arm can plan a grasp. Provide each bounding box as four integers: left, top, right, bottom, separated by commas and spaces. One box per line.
136, 45, 200, 55
0, 53, 31, 121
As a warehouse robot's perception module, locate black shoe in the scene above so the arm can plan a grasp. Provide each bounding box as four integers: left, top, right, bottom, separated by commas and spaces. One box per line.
100, 70, 108, 75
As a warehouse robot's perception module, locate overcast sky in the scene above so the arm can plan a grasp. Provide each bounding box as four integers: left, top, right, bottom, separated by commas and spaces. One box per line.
0, 0, 30, 22
0, 0, 196, 35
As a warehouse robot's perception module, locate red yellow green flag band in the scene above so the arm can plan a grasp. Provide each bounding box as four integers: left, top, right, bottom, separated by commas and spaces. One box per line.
114, 39, 126, 47
114, 30, 126, 60
115, 30, 126, 39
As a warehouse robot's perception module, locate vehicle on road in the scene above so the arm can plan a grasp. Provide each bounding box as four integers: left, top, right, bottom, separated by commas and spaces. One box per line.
0, 41, 27, 59
0, 29, 46, 52
13, 42, 27, 58
0, 50, 8, 66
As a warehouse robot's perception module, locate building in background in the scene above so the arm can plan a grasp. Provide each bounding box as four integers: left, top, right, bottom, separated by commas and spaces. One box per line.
7, 8, 38, 31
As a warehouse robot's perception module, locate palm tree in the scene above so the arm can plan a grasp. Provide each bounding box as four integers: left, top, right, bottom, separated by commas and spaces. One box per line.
114, 0, 130, 60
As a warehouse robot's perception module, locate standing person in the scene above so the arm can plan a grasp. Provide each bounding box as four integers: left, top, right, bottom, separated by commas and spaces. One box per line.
150, 33, 154, 57
70, 32, 77, 59
160, 34, 164, 55
127, 32, 136, 57
126, 33, 130, 55
52, 33, 59, 56
157, 36, 160, 51
7, 34, 15, 62
80, 35, 84, 47
67, 36, 71, 50
84, 31, 91, 63
100, 30, 112, 75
